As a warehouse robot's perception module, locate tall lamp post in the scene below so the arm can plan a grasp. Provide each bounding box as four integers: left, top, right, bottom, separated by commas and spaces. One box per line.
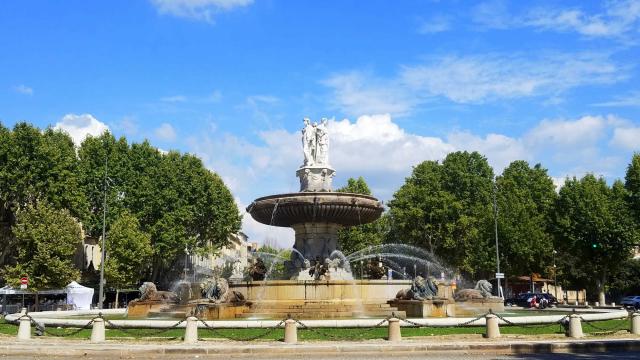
98, 155, 108, 309
553, 250, 558, 301
492, 181, 502, 298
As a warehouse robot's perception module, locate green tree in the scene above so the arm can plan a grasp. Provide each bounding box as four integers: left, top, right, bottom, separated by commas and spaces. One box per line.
1, 202, 82, 290
0, 123, 85, 269
496, 161, 557, 276
554, 175, 638, 304
335, 177, 388, 255
626, 153, 640, 217
104, 212, 152, 289
388, 151, 495, 276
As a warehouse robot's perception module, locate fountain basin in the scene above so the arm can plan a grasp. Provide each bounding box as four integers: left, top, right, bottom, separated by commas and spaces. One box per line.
246, 192, 383, 227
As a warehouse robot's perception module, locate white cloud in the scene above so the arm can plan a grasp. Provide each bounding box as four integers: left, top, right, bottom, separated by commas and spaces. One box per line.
400, 53, 624, 103
54, 113, 109, 146
150, 0, 253, 22
323, 72, 419, 117
154, 123, 177, 141
418, 15, 452, 34
593, 91, 640, 107
324, 53, 625, 113
14, 84, 33, 95
447, 132, 528, 172
161, 95, 187, 103
611, 126, 640, 150
523, 0, 640, 38
525, 115, 609, 148
472, 0, 640, 39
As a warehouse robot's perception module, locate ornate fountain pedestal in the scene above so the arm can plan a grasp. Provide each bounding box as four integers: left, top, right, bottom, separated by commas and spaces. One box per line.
247, 192, 384, 280
388, 299, 456, 317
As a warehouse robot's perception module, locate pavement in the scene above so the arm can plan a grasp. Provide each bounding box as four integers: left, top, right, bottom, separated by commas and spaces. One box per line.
1, 333, 640, 359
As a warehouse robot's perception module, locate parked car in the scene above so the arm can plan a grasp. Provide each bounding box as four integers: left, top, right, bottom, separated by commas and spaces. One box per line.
504, 293, 558, 308
621, 296, 640, 309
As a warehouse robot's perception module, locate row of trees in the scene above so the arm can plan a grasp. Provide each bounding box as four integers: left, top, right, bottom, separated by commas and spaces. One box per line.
0, 122, 241, 290
339, 152, 640, 301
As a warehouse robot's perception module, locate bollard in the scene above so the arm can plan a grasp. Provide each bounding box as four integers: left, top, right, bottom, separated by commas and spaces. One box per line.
595, 301, 599, 307
612, 302, 616, 307
567, 314, 583, 338
17, 316, 31, 341
284, 319, 297, 344
183, 316, 198, 344
387, 318, 401, 342
91, 318, 105, 343
631, 313, 640, 335
484, 314, 501, 338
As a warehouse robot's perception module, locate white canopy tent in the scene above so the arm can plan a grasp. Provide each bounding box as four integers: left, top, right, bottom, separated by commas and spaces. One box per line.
65, 281, 94, 310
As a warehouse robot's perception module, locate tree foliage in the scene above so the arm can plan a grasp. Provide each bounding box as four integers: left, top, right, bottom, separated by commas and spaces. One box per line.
388, 151, 495, 276
554, 175, 638, 297
104, 212, 152, 289
0, 122, 240, 288
335, 177, 388, 255
496, 161, 557, 276
1, 202, 82, 290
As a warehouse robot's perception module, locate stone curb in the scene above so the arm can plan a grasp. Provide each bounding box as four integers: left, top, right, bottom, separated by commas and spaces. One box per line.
1, 338, 640, 357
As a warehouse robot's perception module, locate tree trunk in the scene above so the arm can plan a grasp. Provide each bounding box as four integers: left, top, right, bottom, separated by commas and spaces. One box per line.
597, 271, 607, 306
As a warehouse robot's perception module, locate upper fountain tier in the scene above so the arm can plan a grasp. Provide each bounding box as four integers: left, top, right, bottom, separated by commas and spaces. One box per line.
247, 192, 383, 227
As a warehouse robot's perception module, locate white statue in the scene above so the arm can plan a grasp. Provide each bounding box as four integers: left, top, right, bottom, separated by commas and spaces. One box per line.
302, 117, 316, 166
315, 118, 329, 166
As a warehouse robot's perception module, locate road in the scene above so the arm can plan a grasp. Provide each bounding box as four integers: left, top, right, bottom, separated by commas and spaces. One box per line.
2, 352, 639, 360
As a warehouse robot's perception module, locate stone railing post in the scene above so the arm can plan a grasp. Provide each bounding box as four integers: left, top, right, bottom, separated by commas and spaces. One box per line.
484, 313, 500, 338
387, 317, 401, 342
17, 316, 31, 341
631, 312, 640, 335
567, 314, 583, 338
284, 319, 297, 344
91, 318, 105, 343
184, 316, 198, 344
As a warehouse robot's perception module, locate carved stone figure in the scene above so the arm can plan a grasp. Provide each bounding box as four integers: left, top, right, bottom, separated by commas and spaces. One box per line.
249, 257, 267, 281
135, 282, 177, 303
200, 276, 245, 304
315, 118, 329, 166
396, 276, 439, 300
454, 280, 494, 301
302, 118, 316, 166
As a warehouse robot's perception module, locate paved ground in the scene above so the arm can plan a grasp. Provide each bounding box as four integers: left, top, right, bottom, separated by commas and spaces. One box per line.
1, 335, 640, 359
2, 352, 640, 360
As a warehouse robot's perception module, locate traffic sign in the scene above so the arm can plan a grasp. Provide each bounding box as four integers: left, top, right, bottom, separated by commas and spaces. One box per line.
495, 272, 505, 279
20, 277, 28, 285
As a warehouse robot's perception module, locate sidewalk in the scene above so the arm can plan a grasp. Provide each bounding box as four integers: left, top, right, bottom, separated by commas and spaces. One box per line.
1, 334, 640, 358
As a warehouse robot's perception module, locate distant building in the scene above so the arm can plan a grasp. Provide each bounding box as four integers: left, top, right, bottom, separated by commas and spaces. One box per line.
191, 232, 257, 280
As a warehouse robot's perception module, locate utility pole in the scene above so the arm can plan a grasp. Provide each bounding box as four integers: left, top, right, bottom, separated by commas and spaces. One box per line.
553, 250, 558, 300
98, 155, 108, 309
493, 181, 502, 298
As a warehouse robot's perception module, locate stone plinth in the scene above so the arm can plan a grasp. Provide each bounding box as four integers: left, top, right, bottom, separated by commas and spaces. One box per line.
454, 298, 505, 316
387, 298, 456, 318
191, 302, 250, 320
126, 301, 175, 318
296, 166, 335, 192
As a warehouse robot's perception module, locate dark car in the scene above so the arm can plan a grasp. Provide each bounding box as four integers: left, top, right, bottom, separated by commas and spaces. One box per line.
505, 292, 558, 308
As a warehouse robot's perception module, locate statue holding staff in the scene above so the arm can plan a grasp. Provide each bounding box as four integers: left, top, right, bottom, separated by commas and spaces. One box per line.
302, 117, 316, 166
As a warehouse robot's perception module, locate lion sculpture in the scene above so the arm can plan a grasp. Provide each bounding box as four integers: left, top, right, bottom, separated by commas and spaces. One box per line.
396, 276, 439, 300
454, 280, 494, 301
135, 282, 177, 303
200, 276, 245, 304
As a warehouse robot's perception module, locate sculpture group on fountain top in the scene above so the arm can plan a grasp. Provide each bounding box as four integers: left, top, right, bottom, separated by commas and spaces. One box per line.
297, 117, 335, 192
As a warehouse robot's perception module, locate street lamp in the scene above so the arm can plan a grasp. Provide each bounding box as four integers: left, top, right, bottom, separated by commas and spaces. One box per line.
553, 250, 558, 301
98, 155, 108, 309
492, 181, 502, 298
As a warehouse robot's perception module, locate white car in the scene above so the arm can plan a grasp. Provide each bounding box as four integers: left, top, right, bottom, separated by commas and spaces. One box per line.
620, 295, 640, 308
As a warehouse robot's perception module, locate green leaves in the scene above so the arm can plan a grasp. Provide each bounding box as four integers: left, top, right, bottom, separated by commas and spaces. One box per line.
104, 212, 152, 289
1, 202, 82, 290
335, 177, 387, 255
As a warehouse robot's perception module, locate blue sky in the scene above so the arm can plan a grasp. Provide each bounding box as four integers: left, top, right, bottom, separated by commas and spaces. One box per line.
1, 0, 639, 247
